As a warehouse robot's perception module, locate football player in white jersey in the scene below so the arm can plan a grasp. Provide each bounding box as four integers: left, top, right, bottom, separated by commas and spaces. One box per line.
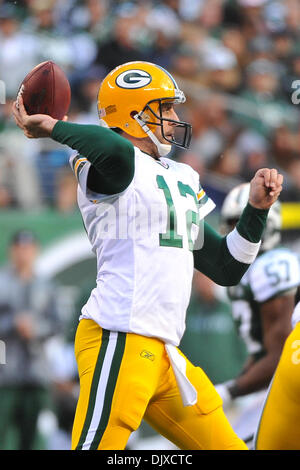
13, 61, 283, 451
215, 183, 300, 448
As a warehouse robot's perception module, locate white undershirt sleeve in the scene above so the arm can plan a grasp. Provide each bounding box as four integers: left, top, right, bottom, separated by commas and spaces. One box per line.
226, 227, 261, 264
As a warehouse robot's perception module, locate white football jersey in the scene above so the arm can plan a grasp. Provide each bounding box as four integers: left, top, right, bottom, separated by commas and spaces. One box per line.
70, 147, 215, 346
228, 247, 300, 355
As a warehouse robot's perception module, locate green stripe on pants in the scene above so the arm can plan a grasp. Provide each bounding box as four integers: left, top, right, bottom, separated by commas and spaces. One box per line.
90, 331, 126, 449
75, 329, 110, 450
76, 330, 126, 450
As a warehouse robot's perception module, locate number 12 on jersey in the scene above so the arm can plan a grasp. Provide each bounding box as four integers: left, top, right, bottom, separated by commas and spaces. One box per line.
156, 175, 200, 251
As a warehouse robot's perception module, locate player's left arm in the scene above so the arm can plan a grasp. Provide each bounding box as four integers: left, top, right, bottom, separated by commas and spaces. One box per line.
194, 169, 283, 286
194, 203, 269, 286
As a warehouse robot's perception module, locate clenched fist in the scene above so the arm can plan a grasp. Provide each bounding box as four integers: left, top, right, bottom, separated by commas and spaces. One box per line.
249, 168, 283, 210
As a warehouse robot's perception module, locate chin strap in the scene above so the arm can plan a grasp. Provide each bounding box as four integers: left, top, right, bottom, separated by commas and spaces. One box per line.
133, 114, 172, 157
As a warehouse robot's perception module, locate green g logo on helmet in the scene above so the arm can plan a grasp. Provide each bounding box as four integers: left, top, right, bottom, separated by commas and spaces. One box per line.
115, 70, 152, 89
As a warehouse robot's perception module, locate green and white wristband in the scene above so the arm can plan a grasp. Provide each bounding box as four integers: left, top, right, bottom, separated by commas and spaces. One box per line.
226, 227, 261, 264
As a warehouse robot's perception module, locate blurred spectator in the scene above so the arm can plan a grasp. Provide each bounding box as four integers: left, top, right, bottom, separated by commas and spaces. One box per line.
209, 145, 243, 179
0, 97, 42, 210
69, 64, 107, 119
232, 58, 298, 137
178, 0, 204, 22
26, 0, 60, 34
201, 45, 241, 93
271, 123, 299, 170
54, 167, 78, 214
24, 0, 97, 72
248, 35, 274, 62
237, 0, 269, 40
35, 145, 71, 206
145, 3, 182, 69
284, 0, 300, 34
170, 43, 202, 84
0, 230, 60, 449
280, 43, 300, 103
188, 94, 238, 170
245, 57, 280, 96
271, 29, 295, 67
94, 4, 147, 71
63, 0, 110, 42
222, 26, 248, 68
198, 0, 225, 36
0, 3, 40, 97
235, 129, 271, 180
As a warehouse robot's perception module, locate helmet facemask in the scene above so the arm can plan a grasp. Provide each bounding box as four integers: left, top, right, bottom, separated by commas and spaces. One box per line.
137, 97, 192, 150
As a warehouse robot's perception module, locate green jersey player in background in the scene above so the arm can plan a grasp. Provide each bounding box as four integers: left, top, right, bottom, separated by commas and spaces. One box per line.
216, 183, 300, 448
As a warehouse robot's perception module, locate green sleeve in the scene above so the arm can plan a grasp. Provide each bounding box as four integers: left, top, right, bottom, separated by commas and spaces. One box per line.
193, 204, 269, 286
236, 202, 269, 242
51, 121, 135, 195
193, 223, 249, 286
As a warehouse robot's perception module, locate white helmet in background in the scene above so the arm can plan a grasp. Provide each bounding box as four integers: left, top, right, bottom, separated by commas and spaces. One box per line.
220, 183, 281, 252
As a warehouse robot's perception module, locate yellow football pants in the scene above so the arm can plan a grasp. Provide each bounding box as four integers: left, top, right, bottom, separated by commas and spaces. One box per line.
71, 319, 247, 450
255, 323, 300, 450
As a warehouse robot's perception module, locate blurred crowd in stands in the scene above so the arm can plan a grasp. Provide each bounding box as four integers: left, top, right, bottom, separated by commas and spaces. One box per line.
0, 0, 300, 450
1, 0, 300, 210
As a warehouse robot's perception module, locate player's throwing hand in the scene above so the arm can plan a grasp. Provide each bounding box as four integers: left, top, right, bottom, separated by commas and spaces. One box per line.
12, 95, 64, 139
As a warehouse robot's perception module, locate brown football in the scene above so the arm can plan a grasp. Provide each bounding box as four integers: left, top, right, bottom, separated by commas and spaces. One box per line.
18, 61, 71, 120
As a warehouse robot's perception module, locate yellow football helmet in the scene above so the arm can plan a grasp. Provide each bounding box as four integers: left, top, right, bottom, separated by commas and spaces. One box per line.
97, 61, 192, 155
